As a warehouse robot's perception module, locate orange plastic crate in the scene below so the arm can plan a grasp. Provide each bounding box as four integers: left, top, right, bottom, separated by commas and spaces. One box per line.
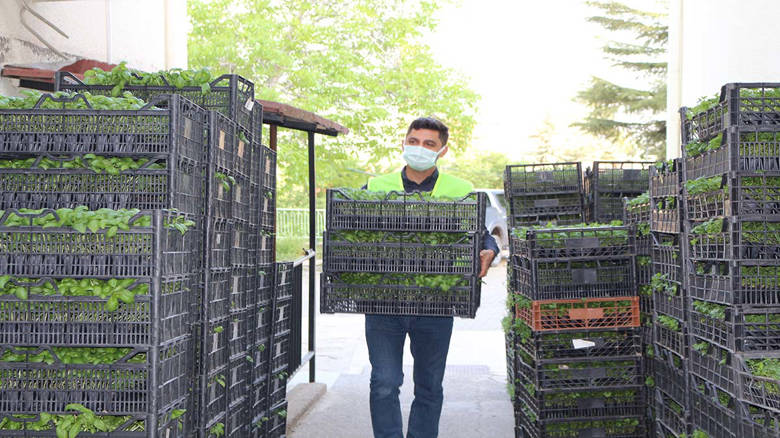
516, 296, 640, 331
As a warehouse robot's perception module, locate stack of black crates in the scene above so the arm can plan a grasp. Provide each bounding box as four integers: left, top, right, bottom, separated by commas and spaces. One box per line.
320, 189, 486, 317
622, 190, 654, 436
585, 161, 653, 222
0, 72, 286, 437
648, 158, 689, 438
680, 83, 780, 438
505, 164, 646, 438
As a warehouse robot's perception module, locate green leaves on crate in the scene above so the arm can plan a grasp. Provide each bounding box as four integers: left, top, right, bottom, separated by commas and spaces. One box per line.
0, 404, 143, 435
215, 172, 236, 192
544, 418, 640, 436
650, 273, 678, 297
685, 176, 724, 196
511, 221, 627, 246
657, 315, 680, 332
0, 277, 148, 309
746, 358, 780, 396
692, 300, 726, 320
685, 134, 723, 158
339, 272, 467, 292
693, 341, 710, 355
334, 187, 472, 202
84, 61, 215, 95
0, 207, 150, 234
209, 422, 225, 438
0, 89, 148, 110
625, 192, 649, 208
689, 218, 724, 245
331, 230, 468, 245
0, 155, 165, 174
0, 347, 145, 365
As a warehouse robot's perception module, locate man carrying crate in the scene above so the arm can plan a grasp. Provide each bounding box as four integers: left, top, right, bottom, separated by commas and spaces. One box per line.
363, 117, 498, 438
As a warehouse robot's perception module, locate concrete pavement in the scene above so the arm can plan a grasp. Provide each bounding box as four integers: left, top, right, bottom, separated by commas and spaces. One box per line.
287, 261, 514, 438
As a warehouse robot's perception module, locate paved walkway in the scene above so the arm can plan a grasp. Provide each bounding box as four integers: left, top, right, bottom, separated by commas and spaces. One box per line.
288, 262, 514, 438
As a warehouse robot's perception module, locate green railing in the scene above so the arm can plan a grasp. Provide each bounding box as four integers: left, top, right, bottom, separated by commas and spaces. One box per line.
277, 208, 326, 239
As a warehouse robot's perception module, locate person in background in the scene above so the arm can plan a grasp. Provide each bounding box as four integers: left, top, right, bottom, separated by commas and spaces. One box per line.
363, 117, 498, 438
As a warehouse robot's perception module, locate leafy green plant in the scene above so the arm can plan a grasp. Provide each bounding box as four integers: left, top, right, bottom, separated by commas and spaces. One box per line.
84, 61, 215, 95
658, 315, 680, 332
626, 192, 649, 208
685, 176, 724, 196
0, 155, 164, 174
0, 207, 150, 235
215, 172, 236, 192
692, 300, 726, 320
0, 277, 148, 310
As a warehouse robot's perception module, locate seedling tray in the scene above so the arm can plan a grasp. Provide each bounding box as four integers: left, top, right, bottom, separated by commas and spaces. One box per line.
510, 192, 583, 219
686, 217, 780, 261
515, 410, 646, 438
651, 233, 683, 284
689, 304, 780, 353
511, 225, 635, 260
505, 163, 582, 196
689, 334, 736, 396
514, 355, 643, 392
684, 126, 780, 180
320, 272, 479, 318
586, 192, 634, 223
511, 256, 636, 300
56, 71, 257, 136
622, 197, 650, 226
514, 384, 645, 423
687, 259, 780, 306
654, 320, 689, 359
509, 212, 583, 229
585, 161, 653, 194
684, 172, 780, 220
655, 389, 691, 438
514, 326, 641, 360
515, 297, 640, 332
324, 231, 479, 275
326, 189, 485, 233
653, 351, 689, 406
689, 376, 738, 438
738, 399, 780, 438
736, 353, 780, 414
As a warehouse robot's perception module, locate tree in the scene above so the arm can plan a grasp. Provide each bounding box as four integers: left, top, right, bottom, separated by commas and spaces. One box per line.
440, 150, 512, 190
573, 1, 668, 159
188, 0, 479, 207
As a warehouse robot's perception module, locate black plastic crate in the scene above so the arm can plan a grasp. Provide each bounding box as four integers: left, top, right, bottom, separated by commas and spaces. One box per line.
515, 328, 642, 362
324, 231, 480, 275
257, 228, 275, 267
586, 192, 635, 223
204, 268, 231, 322
514, 354, 643, 391
623, 196, 651, 226
56, 71, 257, 135
736, 353, 780, 413
689, 335, 736, 397
227, 355, 250, 408
249, 401, 287, 438
684, 126, 780, 180
511, 256, 636, 300
0, 400, 192, 437
228, 309, 249, 359
689, 375, 738, 438
585, 161, 653, 194
321, 272, 480, 318
511, 225, 635, 260
232, 223, 258, 269
689, 304, 780, 353
637, 256, 652, 285
201, 364, 229, 437
275, 261, 294, 301
326, 189, 485, 233
0, 337, 193, 416
509, 212, 583, 228
649, 161, 682, 233
0, 210, 200, 347
684, 172, 780, 220
654, 320, 689, 359
738, 400, 780, 438
270, 332, 290, 374
254, 265, 275, 309
208, 217, 234, 270
268, 369, 288, 408
653, 281, 686, 322
681, 83, 780, 145
688, 259, 780, 306
510, 192, 583, 220
515, 411, 646, 438
225, 400, 248, 438
655, 390, 691, 438
505, 163, 582, 195
653, 352, 689, 408
652, 233, 683, 284
230, 266, 255, 313
514, 383, 646, 423
259, 146, 277, 193
209, 110, 253, 183
686, 217, 780, 261
257, 185, 276, 232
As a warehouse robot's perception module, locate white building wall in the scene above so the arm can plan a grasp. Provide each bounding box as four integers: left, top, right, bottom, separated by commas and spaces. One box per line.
0, 0, 188, 95
667, 0, 780, 158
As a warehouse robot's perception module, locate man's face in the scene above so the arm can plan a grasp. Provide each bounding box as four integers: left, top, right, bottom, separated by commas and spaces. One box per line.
404, 128, 448, 157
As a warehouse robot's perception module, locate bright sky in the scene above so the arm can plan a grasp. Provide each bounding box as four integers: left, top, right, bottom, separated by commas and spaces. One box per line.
428, 0, 617, 161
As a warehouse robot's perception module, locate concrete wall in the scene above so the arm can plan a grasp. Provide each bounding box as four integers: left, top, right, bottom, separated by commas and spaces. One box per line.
667, 0, 780, 157
0, 0, 188, 95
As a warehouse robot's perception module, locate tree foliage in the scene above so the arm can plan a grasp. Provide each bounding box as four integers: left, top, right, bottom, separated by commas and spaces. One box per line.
574, 0, 668, 159
188, 0, 479, 206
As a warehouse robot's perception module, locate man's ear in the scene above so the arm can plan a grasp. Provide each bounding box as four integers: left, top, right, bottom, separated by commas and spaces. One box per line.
438, 145, 449, 159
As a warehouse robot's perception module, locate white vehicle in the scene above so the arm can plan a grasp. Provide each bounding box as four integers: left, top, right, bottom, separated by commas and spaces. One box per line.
475, 188, 508, 266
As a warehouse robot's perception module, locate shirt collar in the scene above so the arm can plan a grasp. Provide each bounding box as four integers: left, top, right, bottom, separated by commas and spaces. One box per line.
401, 166, 439, 187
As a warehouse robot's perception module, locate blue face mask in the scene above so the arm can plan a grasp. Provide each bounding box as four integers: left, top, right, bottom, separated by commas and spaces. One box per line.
402, 145, 444, 171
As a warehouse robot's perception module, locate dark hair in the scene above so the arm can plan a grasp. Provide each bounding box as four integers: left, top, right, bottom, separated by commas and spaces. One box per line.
406, 117, 449, 146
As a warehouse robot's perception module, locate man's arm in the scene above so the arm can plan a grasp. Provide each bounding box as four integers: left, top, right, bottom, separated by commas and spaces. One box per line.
479, 228, 498, 278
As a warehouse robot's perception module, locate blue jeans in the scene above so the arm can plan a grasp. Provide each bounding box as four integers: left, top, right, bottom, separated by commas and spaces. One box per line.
365, 314, 454, 438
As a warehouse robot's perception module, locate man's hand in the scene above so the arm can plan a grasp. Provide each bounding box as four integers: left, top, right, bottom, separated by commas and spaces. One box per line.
479, 249, 496, 278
